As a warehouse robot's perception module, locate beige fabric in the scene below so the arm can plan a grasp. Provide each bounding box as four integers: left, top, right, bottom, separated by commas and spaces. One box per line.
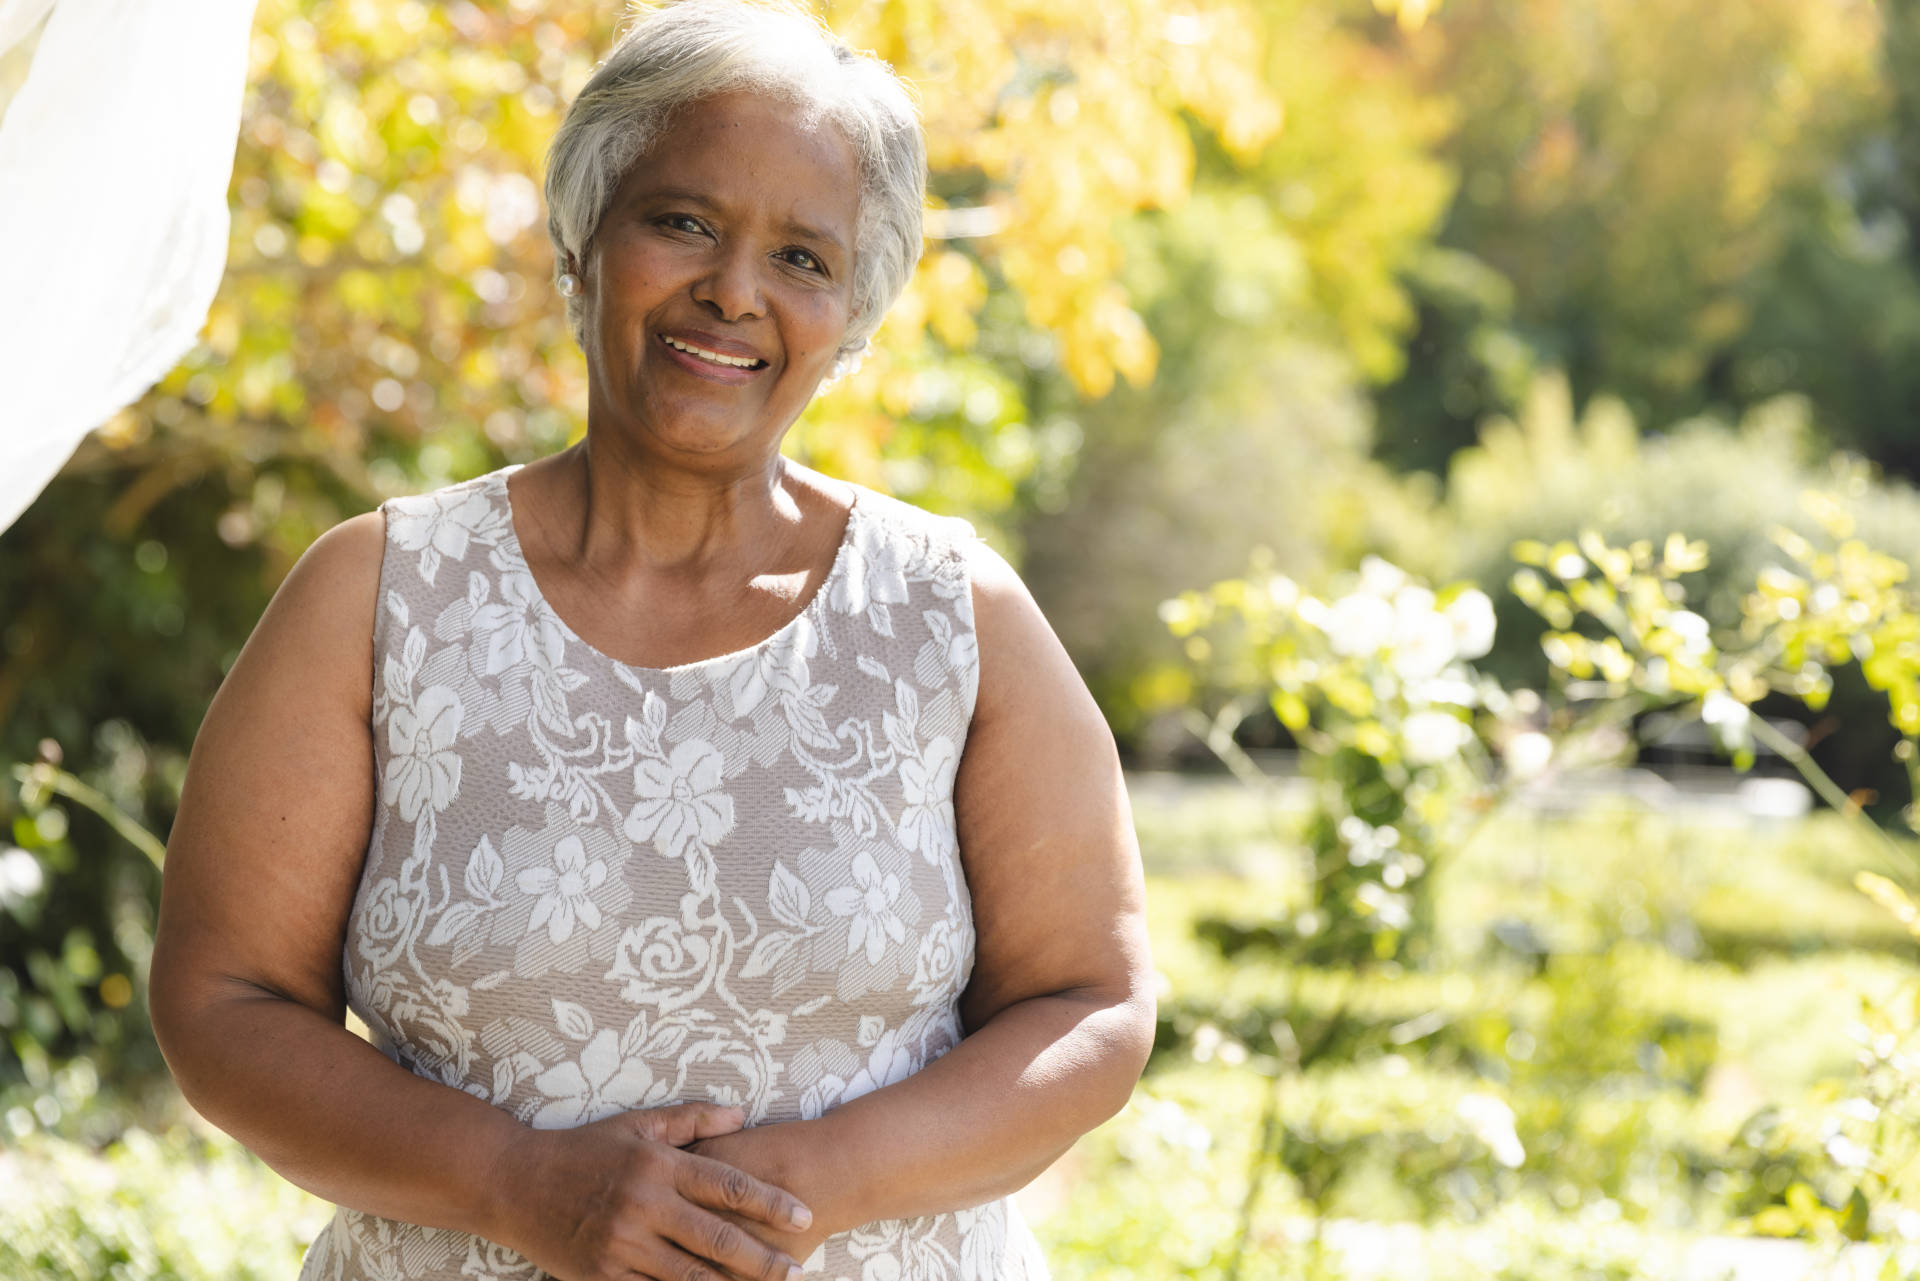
298, 464, 1047, 1280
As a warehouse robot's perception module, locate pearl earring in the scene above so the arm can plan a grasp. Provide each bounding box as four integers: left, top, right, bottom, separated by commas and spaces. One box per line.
557, 272, 581, 297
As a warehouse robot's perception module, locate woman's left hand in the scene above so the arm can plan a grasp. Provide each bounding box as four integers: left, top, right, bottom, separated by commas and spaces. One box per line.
687, 1124, 832, 1273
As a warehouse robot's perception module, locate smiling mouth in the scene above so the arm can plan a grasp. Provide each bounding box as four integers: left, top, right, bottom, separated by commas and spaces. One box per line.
658, 333, 768, 370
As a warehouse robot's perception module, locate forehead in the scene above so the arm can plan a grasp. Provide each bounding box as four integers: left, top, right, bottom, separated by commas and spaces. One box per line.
616, 90, 861, 237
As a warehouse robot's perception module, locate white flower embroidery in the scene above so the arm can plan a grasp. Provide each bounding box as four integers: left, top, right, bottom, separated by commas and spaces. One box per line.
831, 527, 908, 634
955, 1202, 1001, 1281
825, 850, 907, 965
516, 834, 608, 944
357, 879, 412, 946
625, 739, 735, 859
725, 617, 814, 719
896, 736, 958, 861
909, 917, 967, 1006
387, 488, 504, 584
841, 1024, 916, 1103
384, 684, 464, 821
472, 571, 564, 676
530, 1028, 659, 1128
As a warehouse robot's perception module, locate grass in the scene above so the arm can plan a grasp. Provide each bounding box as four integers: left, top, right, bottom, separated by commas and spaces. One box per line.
4, 780, 1918, 1280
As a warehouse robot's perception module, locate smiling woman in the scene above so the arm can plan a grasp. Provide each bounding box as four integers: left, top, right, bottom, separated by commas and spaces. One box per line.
146, 3, 1155, 1281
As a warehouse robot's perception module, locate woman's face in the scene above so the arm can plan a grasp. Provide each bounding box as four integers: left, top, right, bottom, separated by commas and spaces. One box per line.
579, 90, 862, 468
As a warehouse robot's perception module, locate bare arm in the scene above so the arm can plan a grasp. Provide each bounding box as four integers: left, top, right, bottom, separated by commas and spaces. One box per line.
692, 538, 1157, 1251
149, 513, 811, 1281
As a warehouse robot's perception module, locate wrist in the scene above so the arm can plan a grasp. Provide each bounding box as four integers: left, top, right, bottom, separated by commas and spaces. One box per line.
467, 1110, 543, 1250
776, 1115, 860, 1238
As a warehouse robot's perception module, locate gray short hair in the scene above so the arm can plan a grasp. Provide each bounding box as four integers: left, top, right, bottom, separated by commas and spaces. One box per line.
544, 0, 927, 377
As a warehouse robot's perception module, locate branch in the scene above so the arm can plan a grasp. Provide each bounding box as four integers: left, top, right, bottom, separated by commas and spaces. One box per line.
11, 763, 167, 870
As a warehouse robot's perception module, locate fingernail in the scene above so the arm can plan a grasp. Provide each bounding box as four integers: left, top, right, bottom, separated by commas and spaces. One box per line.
787, 1268, 804, 1281
789, 1204, 813, 1231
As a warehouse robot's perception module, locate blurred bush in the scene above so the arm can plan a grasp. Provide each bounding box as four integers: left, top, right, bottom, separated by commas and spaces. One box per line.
0, 1126, 328, 1281
1370, 372, 1920, 820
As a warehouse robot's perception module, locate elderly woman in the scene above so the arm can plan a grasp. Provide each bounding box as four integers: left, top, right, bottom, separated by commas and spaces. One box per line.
148, 2, 1154, 1279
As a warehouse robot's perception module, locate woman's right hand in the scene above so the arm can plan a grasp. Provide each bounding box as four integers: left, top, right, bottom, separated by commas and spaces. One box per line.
493, 1101, 814, 1281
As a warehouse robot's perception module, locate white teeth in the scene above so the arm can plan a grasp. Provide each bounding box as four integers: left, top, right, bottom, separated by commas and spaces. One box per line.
663, 335, 761, 368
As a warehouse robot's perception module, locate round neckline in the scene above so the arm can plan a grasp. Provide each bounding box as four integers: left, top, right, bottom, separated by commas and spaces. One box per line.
489, 464, 865, 677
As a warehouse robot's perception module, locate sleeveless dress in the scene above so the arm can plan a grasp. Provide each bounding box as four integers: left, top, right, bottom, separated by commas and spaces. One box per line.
297, 464, 1052, 1281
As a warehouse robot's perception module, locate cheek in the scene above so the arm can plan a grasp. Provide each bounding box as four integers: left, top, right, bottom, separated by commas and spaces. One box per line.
595, 241, 678, 311
784, 294, 854, 363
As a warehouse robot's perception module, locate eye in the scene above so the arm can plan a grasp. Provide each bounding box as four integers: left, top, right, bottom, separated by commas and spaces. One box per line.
657, 213, 707, 236
779, 247, 827, 275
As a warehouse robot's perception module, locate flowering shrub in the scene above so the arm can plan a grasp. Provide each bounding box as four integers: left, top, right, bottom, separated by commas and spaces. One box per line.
1160, 555, 1503, 967
1506, 482, 1920, 1250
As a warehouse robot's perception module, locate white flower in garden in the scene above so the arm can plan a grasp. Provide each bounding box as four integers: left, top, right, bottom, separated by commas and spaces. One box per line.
1666, 610, 1713, 660
1392, 602, 1457, 681
530, 1028, 661, 1128
826, 850, 908, 964
1503, 731, 1554, 780
1354, 881, 1410, 930
1358, 555, 1408, 597
1444, 589, 1496, 660
1413, 676, 1479, 707
0, 848, 43, 903
1825, 1134, 1873, 1172
1456, 1092, 1525, 1168
625, 740, 735, 859
384, 685, 464, 821
516, 835, 608, 944
1394, 583, 1436, 618
1403, 709, 1472, 765
1325, 592, 1394, 657
1701, 689, 1752, 748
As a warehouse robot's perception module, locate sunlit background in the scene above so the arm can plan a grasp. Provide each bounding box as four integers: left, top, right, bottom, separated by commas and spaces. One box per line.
5, 0, 1920, 1276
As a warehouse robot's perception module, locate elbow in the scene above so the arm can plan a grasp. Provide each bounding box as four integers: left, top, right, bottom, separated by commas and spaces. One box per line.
146, 946, 214, 1104
145, 945, 284, 1116
1073, 985, 1158, 1130
1108, 987, 1159, 1118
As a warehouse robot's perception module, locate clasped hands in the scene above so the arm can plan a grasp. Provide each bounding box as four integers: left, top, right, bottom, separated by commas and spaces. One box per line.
493, 1100, 830, 1281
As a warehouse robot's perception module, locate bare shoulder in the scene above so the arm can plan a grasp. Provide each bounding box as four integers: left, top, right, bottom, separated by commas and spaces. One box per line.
956, 535, 1105, 736
271, 509, 387, 661
198, 506, 387, 736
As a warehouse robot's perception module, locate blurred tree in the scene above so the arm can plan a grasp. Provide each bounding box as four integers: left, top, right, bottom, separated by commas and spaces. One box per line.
1373, 0, 1916, 482
1013, 0, 1459, 740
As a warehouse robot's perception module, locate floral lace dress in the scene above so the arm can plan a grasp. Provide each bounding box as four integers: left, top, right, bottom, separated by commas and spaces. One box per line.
296, 465, 1050, 1281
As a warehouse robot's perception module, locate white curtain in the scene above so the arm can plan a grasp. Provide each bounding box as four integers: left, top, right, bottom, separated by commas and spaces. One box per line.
0, 0, 258, 534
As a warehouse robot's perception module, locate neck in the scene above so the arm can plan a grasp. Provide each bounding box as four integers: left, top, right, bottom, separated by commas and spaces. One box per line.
539, 433, 805, 576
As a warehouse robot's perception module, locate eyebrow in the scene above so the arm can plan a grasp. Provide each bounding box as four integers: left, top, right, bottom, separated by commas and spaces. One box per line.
640, 186, 847, 254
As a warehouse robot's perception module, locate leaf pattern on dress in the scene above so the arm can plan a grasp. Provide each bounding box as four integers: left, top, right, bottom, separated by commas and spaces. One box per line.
307, 467, 1045, 1281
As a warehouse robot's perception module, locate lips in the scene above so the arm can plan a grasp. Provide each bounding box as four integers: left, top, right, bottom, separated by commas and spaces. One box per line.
656, 330, 768, 371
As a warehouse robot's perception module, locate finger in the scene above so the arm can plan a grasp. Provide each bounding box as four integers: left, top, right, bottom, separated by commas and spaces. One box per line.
632, 1102, 747, 1147
677, 1153, 813, 1234
664, 1204, 804, 1281
636, 1236, 756, 1281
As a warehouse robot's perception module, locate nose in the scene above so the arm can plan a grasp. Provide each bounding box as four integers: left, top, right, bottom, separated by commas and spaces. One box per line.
689, 241, 764, 322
